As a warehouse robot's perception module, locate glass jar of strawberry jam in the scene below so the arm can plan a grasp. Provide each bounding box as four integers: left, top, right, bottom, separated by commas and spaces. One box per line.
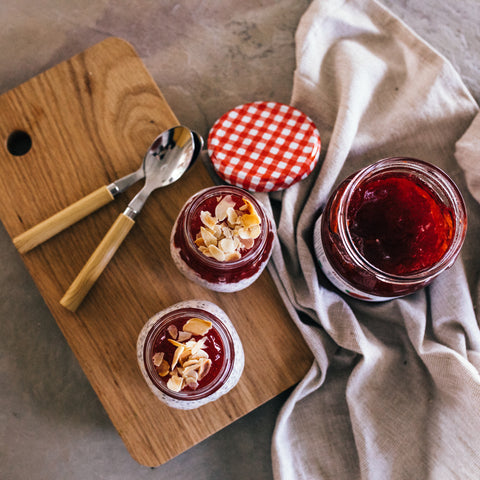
316, 157, 467, 301
171, 185, 275, 292
137, 300, 244, 409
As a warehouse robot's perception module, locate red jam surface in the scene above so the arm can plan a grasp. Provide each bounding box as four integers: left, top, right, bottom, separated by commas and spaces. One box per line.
173, 190, 274, 284
320, 159, 466, 299
348, 173, 454, 275
151, 316, 224, 392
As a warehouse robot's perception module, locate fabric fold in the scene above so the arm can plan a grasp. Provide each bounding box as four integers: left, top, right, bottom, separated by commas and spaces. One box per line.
269, 0, 480, 478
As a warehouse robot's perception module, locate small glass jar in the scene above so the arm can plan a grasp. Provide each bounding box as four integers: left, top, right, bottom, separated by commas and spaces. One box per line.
316, 157, 467, 301
137, 300, 244, 410
170, 185, 276, 292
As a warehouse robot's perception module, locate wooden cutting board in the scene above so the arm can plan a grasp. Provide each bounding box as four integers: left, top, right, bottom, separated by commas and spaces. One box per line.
0, 37, 312, 467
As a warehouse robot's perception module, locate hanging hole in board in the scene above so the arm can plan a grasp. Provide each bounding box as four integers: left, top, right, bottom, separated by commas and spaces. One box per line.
7, 130, 32, 156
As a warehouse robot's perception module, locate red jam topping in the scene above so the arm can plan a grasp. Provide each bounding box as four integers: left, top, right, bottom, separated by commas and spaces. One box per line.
347, 173, 454, 275
151, 316, 224, 393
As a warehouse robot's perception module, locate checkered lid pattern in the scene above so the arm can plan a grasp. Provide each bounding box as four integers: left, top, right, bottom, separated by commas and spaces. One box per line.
207, 101, 321, 192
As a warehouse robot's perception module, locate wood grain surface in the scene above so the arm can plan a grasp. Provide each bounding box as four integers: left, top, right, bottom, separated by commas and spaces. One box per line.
0, 37, 312, 466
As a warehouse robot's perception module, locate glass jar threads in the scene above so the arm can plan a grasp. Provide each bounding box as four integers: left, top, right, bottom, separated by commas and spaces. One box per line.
170, 185, 276, 292
137, 300, 244, 410
316, 157, 467, 301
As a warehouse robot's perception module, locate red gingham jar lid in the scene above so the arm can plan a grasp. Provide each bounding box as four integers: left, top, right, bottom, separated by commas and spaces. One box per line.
207, 101, 321, 192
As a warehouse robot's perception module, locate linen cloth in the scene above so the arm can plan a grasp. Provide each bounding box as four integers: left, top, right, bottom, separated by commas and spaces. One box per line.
267, 0, 480, 478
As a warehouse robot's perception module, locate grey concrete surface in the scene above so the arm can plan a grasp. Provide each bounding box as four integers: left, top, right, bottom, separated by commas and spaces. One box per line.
1, 1, 479, 479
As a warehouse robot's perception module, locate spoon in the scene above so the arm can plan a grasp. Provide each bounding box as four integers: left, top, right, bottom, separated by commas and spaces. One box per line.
60, 125, 196, 312
13, 127, 203, 254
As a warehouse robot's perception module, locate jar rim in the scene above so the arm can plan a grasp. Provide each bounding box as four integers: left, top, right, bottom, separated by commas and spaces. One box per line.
143, 306, 235, 401
339, 157, 467, 284
182, 185, 269, 270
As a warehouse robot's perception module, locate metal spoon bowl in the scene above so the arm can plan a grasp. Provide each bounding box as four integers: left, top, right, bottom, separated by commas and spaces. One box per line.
60, 125, 197, 312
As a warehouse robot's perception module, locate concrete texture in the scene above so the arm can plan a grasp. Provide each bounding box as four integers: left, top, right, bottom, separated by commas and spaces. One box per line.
1, 1, 479, 479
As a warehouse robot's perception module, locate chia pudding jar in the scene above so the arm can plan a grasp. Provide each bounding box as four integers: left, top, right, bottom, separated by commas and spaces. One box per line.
170, 185, 276, 292
316, 157, 467, 301
137, 300, 244, 410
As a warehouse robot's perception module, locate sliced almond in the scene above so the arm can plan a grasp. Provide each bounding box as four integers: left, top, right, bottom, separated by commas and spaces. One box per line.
197, 358, 212, 380
225, 251, 242, 262
171, 345, 185, 371
183, 365, 200, 378
157, 359, 170, 377
219, 237, 236, 253
183, 317, 213, 336
182, 358, 201, 368
177, 331, 192, 342
207, 244, 226, 261
226, 206, 238, 225
215, 195, 235, 221
221, 225, 234, 239
184, 376, 199, 390
167, 324, 178, 340
167, 373, 184, 392
152, 351, 164, 367
248, 224, 261, 239
168, 338, 184, 348
200, 226, 218, 247
200, 210, 217, 229
195, 236, 205, 247
239, 236, 255, 249
212, 224, 223, 238
191, 336, 208, 356
179, 348, 192, 365
240, 198, 261, 227
191, 348, 209, 359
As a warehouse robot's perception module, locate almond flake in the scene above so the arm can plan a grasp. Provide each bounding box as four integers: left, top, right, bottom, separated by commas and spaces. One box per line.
200, 210, 217, 229
191, 336, 208, 356
240, 212, 261, 228
152, 352, 164, 367
184, 377, 199, 390
168, 338, 184, 348
183, 365, 200, 378
248, 224, 261, 239
226, 207, 238, 225
179, 348, 192, 364
167, 324, 178, 340
219, 237, 236, 253
167, 374, 184, 392
171, 345, 185, 371
191, 349, 209, 359
197, 358, 212, 380
207, 244, 226, 261
225, 251, 242, 262
183, 317, 213, 336
157, 359, 170, 377
182, 358, 201, 368
239, 236, 255, 249
177, 331, 192, 342
215, 195, 235, 221
185, 339, 198, 349
212, 224, 223, 238
200, 226, 218, 247
195, 237, 205, 247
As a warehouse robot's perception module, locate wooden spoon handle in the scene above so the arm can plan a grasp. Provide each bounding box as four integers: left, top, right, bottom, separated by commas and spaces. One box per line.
60, 213, 135, 312
13, 186, 115, 254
